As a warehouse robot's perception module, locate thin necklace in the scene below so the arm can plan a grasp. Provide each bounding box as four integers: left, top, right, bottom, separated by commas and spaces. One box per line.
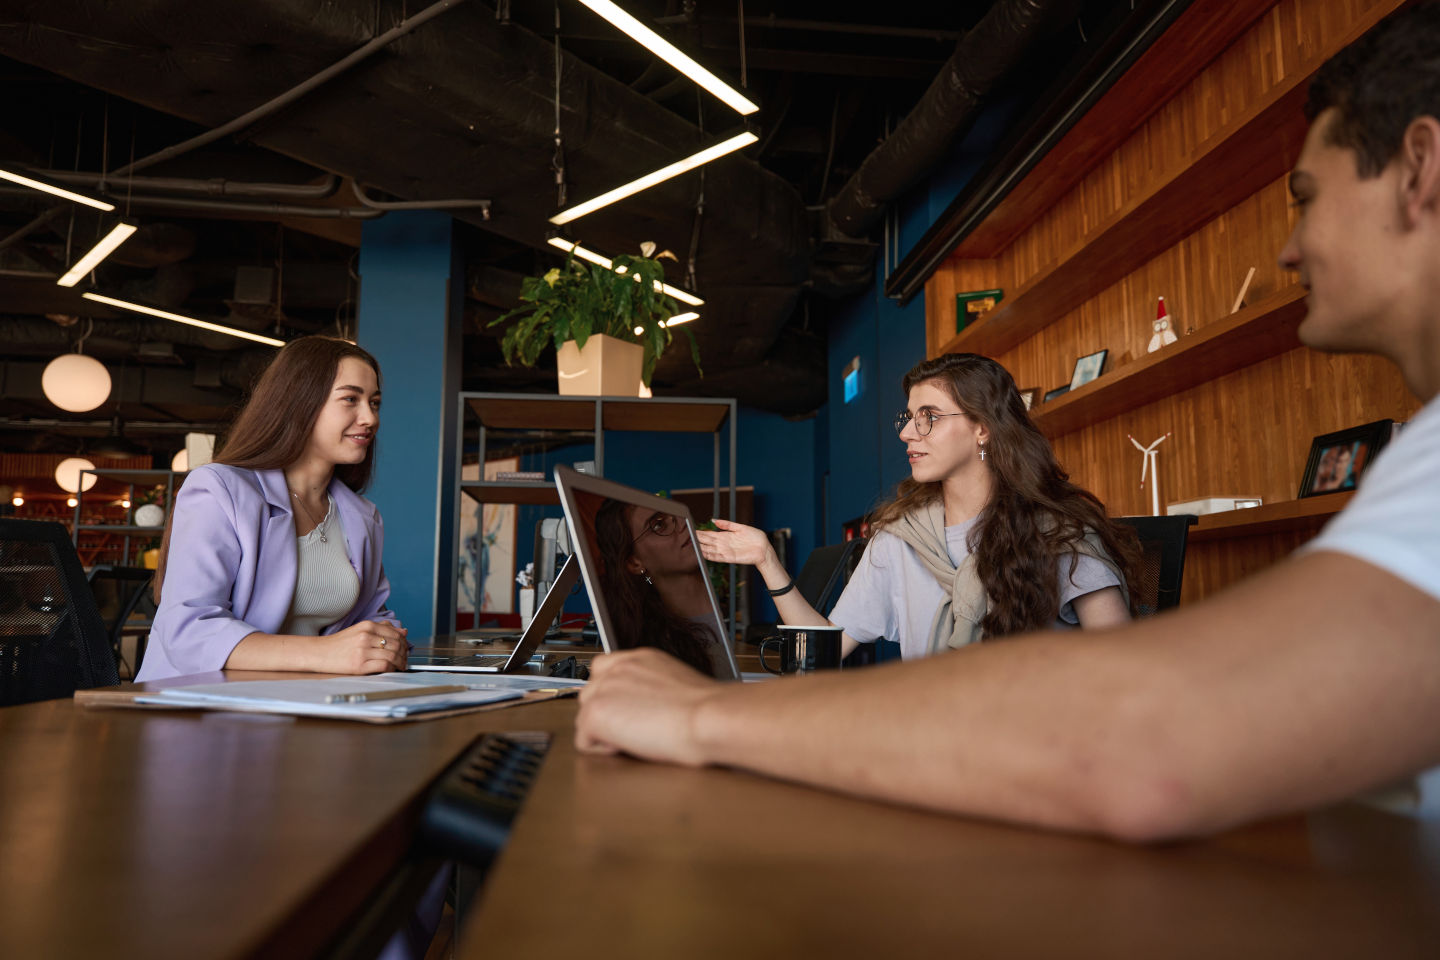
290, 490, 328, 543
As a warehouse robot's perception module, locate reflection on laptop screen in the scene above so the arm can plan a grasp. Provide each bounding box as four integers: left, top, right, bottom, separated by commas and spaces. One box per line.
556, 466, 737, 680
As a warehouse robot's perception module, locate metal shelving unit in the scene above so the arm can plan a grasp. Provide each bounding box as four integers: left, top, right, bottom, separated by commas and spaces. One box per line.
72, 469, 182, 566
451, 392, 741, 640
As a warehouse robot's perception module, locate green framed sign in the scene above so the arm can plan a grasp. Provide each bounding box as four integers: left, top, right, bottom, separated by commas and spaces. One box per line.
955, 288, 1004, 333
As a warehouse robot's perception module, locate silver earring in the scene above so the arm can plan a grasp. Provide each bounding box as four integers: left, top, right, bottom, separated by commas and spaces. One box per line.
979, 443, 987, 461
641, 567, 653, 586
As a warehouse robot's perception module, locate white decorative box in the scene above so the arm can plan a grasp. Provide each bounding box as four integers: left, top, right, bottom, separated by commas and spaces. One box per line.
1165, 496, 1263, 517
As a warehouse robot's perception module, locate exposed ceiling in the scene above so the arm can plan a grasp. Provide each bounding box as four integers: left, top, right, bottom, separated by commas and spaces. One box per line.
0, 0, 1153, 457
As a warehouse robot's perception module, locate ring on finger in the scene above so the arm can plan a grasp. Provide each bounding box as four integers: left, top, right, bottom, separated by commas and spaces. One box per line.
380, 638, 387, 648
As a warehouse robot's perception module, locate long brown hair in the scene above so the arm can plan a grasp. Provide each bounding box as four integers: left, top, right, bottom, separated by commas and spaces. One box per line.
871, 353, 1140, 638
593, 498, 720, 676
154, 336, 382, 602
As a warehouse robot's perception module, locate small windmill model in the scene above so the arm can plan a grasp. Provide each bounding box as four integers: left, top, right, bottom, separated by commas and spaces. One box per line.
1128, 432, 1172, 516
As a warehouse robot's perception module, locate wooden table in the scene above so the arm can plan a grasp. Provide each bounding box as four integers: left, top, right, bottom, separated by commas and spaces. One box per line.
4, 675, 1439, 959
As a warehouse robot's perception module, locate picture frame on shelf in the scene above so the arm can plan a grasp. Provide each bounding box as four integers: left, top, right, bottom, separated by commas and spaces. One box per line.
955, 288, 1004, 334
1017, 387, 1040, 411
1069, 349, 1109, 390
1042, 384, 1071, 404
1297, 419, 1394, 499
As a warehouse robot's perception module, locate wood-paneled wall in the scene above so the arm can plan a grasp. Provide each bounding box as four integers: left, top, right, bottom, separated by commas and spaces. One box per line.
925, 0, 1419, 601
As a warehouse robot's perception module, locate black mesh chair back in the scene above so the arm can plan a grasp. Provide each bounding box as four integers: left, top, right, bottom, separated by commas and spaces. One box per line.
0, 519, 119, 706
1114, 515, 1197, 617
87, 564, 157, 676
793, 538, 868, 618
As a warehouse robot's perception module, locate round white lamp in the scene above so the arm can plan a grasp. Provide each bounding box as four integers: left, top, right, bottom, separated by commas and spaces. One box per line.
54, 457, 98, 494
134, 503, 165, 527
171, 449, 189, 472
42, 353, 111, 412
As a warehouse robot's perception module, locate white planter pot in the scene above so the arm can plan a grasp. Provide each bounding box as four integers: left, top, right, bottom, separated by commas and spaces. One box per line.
555, 334, 644, 397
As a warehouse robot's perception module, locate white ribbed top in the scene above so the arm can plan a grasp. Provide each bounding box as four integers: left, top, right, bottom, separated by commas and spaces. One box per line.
279, 496, 360, 636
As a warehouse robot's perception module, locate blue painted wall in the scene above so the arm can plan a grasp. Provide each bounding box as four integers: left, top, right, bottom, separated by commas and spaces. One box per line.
357, 211, 461, 637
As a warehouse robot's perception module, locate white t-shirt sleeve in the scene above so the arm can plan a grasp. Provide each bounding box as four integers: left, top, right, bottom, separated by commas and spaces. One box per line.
828, 534, 900, 644
1303, 397, 1440, 602
1056, 553, 1124, 625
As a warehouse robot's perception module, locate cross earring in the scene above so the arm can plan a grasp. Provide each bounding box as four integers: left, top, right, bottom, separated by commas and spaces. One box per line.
979, 443, 987, 461
641, 567, 653, 586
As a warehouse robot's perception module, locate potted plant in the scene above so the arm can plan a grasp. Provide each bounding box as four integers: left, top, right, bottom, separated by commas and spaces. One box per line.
490, 243, 702, 395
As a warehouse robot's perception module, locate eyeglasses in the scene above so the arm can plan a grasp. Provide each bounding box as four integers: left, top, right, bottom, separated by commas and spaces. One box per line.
894, 411, 967, 437
631, 512, 682, 545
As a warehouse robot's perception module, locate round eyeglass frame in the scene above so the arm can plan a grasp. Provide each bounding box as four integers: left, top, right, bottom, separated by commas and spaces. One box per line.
631, 512, 682, 545
893, 411, 967, 437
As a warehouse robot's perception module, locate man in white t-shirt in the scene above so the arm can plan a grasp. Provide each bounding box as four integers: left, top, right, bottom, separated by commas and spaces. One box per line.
575, 3, 1440, 841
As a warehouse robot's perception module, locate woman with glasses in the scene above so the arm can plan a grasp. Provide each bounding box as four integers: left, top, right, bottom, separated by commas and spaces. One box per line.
699, 353, 1139, 660
593, 498, 730, 677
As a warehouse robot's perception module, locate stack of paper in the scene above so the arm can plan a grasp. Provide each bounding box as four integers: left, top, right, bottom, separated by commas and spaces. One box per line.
137, 672, 586, 721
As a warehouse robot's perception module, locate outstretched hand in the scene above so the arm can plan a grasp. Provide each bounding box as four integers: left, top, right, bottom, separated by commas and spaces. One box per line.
576, 648, 720, 766
695, 518, 773, 567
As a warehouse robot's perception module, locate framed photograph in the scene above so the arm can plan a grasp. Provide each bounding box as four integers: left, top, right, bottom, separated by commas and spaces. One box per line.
1017, 387, 1040, 411
1069, 349, 1109, 390
1297, 419, 1394, 498
1042, 384, 1071, 404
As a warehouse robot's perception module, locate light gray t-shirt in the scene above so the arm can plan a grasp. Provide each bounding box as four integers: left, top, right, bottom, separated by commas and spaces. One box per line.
829, 516, 1122, 660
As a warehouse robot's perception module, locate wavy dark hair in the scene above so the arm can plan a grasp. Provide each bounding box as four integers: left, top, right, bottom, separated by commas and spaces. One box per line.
871, 353, 1140, 638
593, 499, 720, 676
154, 336, 382, 603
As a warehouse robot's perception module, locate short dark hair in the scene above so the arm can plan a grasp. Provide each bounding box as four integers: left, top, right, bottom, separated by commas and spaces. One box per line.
1306, 2, 1440, 177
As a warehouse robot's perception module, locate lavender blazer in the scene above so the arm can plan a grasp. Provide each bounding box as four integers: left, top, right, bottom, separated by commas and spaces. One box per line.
137, 463, 398, 681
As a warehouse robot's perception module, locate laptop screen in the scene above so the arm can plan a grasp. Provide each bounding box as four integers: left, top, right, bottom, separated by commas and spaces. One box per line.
555, 466, 738, 680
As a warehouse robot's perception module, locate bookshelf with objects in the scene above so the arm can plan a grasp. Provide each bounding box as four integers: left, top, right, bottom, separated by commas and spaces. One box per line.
918, 0, 1420, 603
72, 468, 183, 568
449, 392, 742, 638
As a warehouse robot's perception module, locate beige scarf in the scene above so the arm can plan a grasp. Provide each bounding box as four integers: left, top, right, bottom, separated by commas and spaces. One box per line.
887, 500, 1127, 654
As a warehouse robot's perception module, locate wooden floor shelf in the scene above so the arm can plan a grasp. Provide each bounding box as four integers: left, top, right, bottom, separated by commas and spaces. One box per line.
1188, 491, 1352, 542
1030, 285, 1307, 438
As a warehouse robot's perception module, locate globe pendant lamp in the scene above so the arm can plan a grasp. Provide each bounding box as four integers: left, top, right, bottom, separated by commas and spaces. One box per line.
42, 352, 111, 412
54, 457, 98, 494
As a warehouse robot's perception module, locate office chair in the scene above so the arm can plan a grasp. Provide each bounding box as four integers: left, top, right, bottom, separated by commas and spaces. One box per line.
1114, 515, 1198, 616
87, 564, 157, 678
0, 519, 119, 706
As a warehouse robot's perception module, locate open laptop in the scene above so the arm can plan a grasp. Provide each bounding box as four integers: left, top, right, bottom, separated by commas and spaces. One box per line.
554, 464, 740, 681
408, 553, 580, 673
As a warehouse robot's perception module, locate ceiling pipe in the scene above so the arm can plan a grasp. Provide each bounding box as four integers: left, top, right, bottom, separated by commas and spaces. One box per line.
825, 0, 1080, 238
350, 181, 491, 217
107, 0, 467, 178
41, 170, 341, 200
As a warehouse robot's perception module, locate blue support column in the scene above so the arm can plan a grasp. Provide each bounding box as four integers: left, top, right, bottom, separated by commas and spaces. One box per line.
357, 211, 461, 637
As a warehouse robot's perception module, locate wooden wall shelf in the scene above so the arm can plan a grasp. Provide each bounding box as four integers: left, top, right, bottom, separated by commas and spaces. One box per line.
459, 482, 559, 506
938, 76, 1308, 359
1188, 492, 1352, 542
1031, 286, 1307, 438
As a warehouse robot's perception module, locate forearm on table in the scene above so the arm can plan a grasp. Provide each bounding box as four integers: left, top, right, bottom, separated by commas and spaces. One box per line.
223, 631, 324, 672
688, 552, 1440, 841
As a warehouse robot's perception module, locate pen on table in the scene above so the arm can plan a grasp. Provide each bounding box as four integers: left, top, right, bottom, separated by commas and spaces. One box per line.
326, 684, 469, 704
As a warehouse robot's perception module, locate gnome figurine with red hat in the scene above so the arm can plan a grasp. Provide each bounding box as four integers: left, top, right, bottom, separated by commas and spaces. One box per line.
1148, 296, 1179, 353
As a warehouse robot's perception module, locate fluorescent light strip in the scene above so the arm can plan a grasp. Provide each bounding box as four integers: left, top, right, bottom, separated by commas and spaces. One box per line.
633, 313, 699, 336
57, 223, 138, 287
550, 132, 758, 225
81, 293, 286, 347
0, 167, 115, 211
546, 237, 705, 306
573, 0, 758, 116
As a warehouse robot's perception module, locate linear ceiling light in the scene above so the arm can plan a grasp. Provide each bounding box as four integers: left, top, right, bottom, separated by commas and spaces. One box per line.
633, 313, 700, 336
56, 222, 138, 287
0, 166, 115, 211
550, 132, 758, 226
547, 237, 705, 306
573, 0, 758, 115
81, 292, 286, 347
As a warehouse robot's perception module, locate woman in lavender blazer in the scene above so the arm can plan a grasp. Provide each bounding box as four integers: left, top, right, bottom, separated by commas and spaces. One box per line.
138, 336, 408, 681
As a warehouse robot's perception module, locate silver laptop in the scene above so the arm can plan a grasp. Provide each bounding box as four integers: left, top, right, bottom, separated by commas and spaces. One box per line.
409, 554, 579, 673
554, 464, 739, 681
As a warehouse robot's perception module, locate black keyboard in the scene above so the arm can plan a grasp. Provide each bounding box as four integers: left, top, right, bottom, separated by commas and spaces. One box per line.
419, 732, 550, 868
